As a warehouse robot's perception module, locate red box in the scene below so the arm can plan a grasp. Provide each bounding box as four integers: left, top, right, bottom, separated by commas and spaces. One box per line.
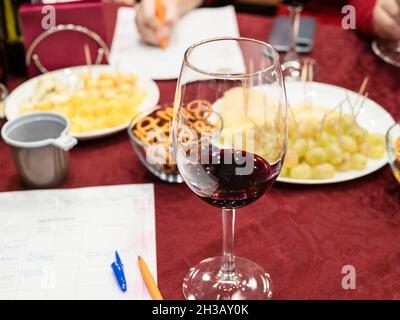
19, 0, 109, 77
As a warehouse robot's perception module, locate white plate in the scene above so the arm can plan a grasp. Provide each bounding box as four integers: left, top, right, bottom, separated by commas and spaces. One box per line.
4, 65, 160, 140
277, 81, 395, 185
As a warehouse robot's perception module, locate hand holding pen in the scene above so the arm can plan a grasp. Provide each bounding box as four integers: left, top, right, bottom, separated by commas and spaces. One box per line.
135, 0, 203, 48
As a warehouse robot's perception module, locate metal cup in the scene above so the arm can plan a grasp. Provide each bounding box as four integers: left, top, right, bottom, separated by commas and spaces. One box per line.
1, 112, 77, 188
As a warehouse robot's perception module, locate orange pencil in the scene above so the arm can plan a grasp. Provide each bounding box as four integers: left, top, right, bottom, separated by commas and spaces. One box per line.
138, 256, 164, 300
156, 0, 168, 49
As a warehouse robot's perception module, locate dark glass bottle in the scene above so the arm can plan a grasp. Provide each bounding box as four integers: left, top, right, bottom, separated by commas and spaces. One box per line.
0, 0, 29, 78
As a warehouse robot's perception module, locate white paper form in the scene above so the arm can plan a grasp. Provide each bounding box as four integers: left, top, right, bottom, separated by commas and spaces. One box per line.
110, 6, 241, 80
0, 184, 156, 300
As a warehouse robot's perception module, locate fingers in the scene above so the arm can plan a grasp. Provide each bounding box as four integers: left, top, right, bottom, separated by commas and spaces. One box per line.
135, 0, 179, 47
381, 8, 400, 40
159, 1, 179, 40
135, 1, 162, 46
373, 0, 400, 40
382, 0, 400, 24
142, 0, 157, 25
164, 1, 179, 24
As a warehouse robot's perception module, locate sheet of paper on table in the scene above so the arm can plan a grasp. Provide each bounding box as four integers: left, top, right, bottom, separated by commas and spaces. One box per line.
0, 184, 156, 300
110, 5, 242, 80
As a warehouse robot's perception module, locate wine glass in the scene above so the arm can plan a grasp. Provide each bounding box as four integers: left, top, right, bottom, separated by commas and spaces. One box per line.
282, 0, 310, 80
386, 122, 400, 183
372, 40, 400, 68
173, 37, 288, 300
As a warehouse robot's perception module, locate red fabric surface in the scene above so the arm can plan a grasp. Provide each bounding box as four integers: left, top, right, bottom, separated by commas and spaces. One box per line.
349, 0, 376, 37
278, 0, 376, 37
1, 11, 400, 300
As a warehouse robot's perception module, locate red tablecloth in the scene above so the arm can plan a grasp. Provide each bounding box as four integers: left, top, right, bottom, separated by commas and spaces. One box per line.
1, 11, 400, 300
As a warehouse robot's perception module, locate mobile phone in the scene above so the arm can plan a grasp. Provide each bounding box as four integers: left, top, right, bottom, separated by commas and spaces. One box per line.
268, 16, 316, 53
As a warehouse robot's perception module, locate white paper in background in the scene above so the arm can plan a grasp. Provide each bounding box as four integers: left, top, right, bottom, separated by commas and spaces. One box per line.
0, 184, 156, 300
110, 6, 243, 80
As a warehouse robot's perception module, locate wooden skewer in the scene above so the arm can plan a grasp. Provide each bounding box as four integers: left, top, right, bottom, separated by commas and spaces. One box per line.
244, 59, 257, 127
301, 59, 314, 109
353, 76, 368, 114
301, 60, 308, 109
345, 90, 355, 119
307, 60, 313, 109
351, 76, 369, 125
358, 76, 369, 96
84, 44, 92, 66
301, 60, 308, 82
338, 98, 343, 143
354, 92, 369, 120
288, 103, 299, 130
318, 98, 346, 138
307, 59, 314, 82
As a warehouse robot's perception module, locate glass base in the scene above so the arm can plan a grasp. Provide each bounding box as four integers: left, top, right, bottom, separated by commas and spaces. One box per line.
182, 256, 272, 300
372, 40, 400, 67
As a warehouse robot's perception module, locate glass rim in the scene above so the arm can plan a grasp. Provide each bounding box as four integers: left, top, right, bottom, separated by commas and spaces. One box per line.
386, 121, 400, 143
183, 36, 280, 79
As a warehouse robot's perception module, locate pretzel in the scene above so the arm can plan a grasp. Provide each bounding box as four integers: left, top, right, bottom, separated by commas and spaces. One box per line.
159, 122, 170, 134
178, 127, 197, 146
134, 129, 149, 145
166, 107, 174, 118
136, 116, 160, 135
180, 107, 195, 121
186, 99, 212, 120
192, 120, 216, 136
132, 101, 219, 176
156, 109, 173, 122
145, 128, 167, 145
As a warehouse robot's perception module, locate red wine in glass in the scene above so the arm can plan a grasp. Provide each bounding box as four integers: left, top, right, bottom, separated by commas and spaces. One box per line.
179, 147, 282, 209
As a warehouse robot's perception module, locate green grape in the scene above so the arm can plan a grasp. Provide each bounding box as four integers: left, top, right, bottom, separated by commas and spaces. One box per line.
367, 145, 385, 159
312, 163, 335, 179
307, 138, 317, 150
298, 121, 319, 139
292, 138, 308, 158
340, 114, 354, 134
325, 114, 353, 135
335, 152, 352, 172
290, 163, 312, 179
326, 143, 343, 165
340, 135, 357, 153
358, 141, 369, 156
351, 153, 367, 171
349, 125, 368, 143
366, 133, 385, 146
288, 123, 297, 140
305, 147, 328, 166
285, 149, 299, 169
325, 117, 341, 135
318, 131, 333, 147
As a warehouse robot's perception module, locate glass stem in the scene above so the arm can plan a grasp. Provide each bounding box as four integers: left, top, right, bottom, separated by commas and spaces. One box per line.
221, 208, 235, 273
285, 5, 302, 62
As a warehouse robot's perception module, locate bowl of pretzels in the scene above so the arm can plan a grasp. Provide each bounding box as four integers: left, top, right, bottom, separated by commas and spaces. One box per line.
128, 100, 222, 183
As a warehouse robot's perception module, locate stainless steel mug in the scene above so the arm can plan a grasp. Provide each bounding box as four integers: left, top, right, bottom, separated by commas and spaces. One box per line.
1, 112, 77, 188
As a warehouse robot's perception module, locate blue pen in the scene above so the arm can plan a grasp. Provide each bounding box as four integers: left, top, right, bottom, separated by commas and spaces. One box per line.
111, 251, 127, 292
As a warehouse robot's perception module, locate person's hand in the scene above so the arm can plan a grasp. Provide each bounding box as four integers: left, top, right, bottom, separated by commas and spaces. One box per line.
372, 0, 400, 40
135, 0, 202, 47
135, 0, 179, 47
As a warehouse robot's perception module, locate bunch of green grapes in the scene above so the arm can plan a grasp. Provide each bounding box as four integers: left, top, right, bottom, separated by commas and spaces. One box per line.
280, 114, 386, 180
